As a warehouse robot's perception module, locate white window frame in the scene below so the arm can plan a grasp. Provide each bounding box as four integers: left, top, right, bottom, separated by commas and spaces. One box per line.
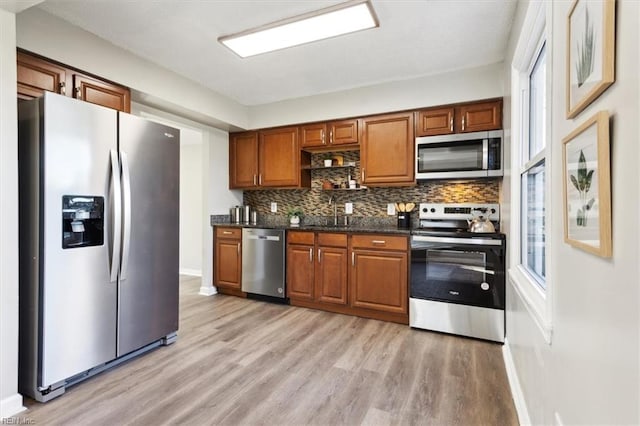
509, 0, 553, 343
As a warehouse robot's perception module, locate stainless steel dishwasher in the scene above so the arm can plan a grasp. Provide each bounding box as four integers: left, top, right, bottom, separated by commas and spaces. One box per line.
241, 228, 286, 298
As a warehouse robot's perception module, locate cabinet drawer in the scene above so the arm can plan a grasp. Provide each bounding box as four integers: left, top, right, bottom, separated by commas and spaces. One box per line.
216, 227, 241, 239
351, 234, 407, 251
288, 231, 315, 245
317, 232, 347, 247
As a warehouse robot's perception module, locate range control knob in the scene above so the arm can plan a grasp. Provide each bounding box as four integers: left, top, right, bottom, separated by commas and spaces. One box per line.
480, 282, 490, 291
490, 208, 496, 214
422, 207, 428, 213
430, 208, 436, 213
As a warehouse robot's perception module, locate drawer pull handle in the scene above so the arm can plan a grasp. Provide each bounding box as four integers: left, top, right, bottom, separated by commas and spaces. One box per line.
223, 231, 233, 235
372, 240, 386, 244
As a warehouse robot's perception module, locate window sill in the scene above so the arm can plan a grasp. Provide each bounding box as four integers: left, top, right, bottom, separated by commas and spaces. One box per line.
508, 266, 553, 344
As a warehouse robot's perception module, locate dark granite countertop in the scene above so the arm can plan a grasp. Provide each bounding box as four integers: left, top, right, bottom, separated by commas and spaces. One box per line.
211, 221, 411, 235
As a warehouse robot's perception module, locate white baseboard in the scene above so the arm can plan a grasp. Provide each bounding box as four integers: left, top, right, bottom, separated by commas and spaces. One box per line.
502, 338, 532, 426
0, 393, 25, 419
179, 268, 202, 277
199, 285, 217, 296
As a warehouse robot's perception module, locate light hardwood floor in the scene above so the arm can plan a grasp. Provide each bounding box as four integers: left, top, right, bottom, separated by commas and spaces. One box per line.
18, 276, 518, 425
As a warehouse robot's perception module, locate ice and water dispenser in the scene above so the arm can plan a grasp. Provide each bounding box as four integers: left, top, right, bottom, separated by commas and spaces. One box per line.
62, 195, 104, 249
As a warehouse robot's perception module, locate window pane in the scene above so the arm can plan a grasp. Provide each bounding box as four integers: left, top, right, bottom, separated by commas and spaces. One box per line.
521, 161, 546, 286
529, 43, 546, 159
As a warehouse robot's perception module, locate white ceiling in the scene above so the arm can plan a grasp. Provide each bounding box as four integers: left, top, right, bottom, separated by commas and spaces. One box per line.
36, 0, 518, 106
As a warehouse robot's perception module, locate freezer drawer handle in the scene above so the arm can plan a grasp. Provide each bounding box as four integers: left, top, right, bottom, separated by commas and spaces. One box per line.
109, 150, 122, 282
120, 151, 132, 280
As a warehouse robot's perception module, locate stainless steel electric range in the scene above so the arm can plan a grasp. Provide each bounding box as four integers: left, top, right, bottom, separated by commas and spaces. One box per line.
409, 203, 506, 343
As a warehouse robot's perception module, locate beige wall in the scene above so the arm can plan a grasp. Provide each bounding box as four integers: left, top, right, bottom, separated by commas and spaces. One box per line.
503, 1, 640, 424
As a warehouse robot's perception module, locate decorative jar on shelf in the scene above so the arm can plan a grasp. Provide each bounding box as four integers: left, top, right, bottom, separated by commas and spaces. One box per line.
290, 216, 300, 226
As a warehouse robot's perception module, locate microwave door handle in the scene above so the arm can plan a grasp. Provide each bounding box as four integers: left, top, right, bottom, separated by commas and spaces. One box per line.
482, 139, 489, 170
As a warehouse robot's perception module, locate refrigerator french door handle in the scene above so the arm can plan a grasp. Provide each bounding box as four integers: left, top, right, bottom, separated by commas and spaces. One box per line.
110, 150, 122, 282
120, 151, 132, 280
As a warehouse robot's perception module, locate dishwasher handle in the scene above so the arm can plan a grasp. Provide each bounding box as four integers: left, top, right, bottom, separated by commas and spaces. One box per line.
245, 235, 281, 241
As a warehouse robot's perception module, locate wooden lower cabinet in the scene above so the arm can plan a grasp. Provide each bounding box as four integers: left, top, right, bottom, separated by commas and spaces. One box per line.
287, 243, 315, 300
214, 227, 243, 295
287, 231, 408, 324
316, 246, 348, 305
287, 232, 348, 306
350, 249, 408, 314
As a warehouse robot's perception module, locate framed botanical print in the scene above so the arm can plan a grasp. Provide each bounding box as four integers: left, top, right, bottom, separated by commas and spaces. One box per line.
566, 0, 615, 119
562, 111, 611, 257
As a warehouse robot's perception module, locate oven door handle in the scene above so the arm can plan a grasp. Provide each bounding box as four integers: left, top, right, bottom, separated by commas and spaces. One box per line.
411, 235, 503, 246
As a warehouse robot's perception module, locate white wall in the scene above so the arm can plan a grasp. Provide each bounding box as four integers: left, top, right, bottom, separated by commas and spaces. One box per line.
504, 1, 640, 425
179, 132, 203, 277
0, 8, 24, 420
249, 63, 504, 129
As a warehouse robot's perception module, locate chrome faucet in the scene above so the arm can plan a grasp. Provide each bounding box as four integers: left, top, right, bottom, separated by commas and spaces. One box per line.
328, 195, 338, 226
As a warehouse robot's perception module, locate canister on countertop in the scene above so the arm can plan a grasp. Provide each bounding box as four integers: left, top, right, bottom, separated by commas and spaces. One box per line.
397, 211, 411, 229
251, 210, 258, 225
243, 205, 251, 224
230, 205, 242, 223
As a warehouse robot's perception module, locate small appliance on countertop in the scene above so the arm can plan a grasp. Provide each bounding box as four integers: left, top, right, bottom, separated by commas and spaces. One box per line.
409, 203, 506, 343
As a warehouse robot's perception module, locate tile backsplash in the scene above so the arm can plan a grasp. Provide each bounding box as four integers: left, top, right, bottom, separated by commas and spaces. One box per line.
243, 151, 500, 220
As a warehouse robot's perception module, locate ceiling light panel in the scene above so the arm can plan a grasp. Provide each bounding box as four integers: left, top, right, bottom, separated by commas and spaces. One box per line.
219, 1, 378, 58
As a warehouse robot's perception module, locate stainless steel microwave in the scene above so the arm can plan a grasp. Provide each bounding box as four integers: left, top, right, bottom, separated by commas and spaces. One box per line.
415, 130, 503, 180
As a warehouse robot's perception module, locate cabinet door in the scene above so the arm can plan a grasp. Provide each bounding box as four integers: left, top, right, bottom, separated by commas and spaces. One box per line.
328, 119, 358, 146
456, 100, 502, 133
215, 238, 242, 289
287, 244, 315, 300
316, 246, 348, 305
229, 132, 259, 189
360, 113, 414, 185
415, 107, 455, 136
300, 123, 327, 148
351, 249, 408, 314
73, 73, 131, 112
17, 51, 68, 100
259, 127, 300, 187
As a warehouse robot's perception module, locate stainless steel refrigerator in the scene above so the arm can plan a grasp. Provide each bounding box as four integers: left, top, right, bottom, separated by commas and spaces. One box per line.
18, 92, 180, 402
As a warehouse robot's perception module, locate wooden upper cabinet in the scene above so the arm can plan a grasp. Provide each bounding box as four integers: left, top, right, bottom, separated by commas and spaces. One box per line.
17, 51, 68, 100
328, 119, 358, 146
229, 132, 259, 189
415, 107, 455, 136
456, 100, 502, 133
300, 123, 327, 148
300, 119, 358, 149
72, 73, 131, 113
259, 126, 300, 187
16, 50, 131, 112
360, 112, 414, 186
415, 99, 503, 136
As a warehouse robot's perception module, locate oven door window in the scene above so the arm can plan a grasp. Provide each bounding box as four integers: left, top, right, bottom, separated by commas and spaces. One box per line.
417, 140, 484, 173
411, 248, 505, 309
